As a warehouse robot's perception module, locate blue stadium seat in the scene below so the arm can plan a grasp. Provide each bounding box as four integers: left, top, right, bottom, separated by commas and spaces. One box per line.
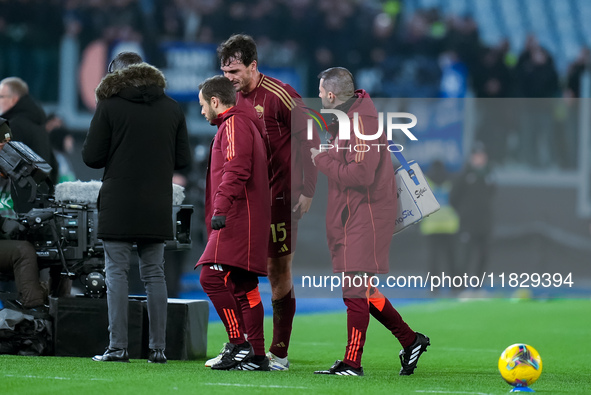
418, 0, 443, 10
499, 0, 526, 53
402, 0, 587, 74
552, 0, 584, 65
441, 0, 471, 17
575, 0, 591, 47
472, 0, 502, 46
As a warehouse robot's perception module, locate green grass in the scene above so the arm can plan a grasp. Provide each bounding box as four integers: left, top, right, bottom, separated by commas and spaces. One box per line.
2, 298, 590, 394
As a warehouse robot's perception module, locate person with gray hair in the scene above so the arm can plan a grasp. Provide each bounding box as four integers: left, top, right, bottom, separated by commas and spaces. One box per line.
83, 51, 192, 364
0, 77, 58, 210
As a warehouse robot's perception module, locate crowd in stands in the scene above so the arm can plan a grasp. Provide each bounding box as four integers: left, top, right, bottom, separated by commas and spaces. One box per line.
1, 0, 589, 101
1, 0, 590, 169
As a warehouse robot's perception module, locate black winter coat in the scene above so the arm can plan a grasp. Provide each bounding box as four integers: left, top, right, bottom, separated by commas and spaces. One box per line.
82, 63, 192, 241
450, 164, 495, 235
1, 94, 58, 211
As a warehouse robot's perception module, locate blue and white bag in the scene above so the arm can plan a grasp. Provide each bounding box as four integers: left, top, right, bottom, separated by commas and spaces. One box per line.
392, 151, 440, 234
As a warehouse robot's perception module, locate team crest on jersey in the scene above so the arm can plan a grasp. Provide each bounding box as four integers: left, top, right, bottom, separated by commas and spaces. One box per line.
254, 104, 264, 119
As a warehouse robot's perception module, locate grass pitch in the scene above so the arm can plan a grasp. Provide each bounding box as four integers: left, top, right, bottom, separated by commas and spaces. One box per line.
2, 298, 590, 394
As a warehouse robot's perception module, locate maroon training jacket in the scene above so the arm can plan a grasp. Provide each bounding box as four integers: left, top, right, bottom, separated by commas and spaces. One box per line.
315, 90, 397, 274
196, 103, 270, 275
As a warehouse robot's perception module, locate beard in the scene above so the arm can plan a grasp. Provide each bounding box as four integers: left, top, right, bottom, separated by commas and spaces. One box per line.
207, 107, 217, 122
205, 107, 218, 124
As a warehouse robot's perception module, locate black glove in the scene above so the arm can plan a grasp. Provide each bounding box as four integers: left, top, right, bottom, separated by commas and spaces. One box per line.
211, 215, 226, 230
0, 217, 26, 239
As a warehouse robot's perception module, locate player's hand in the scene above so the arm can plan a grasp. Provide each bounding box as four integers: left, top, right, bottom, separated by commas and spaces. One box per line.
310, 148, 322, 166
292, 194, 313, 219
211, 215, 226, 230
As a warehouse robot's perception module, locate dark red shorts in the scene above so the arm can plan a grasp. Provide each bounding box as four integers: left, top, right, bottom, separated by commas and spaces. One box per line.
268, 199, 298, 258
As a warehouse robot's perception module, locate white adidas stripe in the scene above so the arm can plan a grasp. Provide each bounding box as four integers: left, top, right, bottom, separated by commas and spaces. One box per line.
335, 370, 358, 376
408, 345, 422, 363
235, 350, 250, 361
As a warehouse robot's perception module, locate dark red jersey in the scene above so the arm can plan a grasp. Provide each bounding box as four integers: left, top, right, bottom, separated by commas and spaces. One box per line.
196, 102, 270, 275
237, 74, 319, 213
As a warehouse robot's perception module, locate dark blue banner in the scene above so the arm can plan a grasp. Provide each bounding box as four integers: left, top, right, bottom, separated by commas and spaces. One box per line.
160, 42, 218, 102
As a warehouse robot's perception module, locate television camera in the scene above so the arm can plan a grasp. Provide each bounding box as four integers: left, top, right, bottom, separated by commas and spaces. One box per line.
0, 140, 193, 298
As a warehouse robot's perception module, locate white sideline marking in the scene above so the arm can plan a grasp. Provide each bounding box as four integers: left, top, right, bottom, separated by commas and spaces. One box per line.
416, 391, 491, 395
204, 383, 308, 389
435, 347, 499, 353
5, 374, 112, 381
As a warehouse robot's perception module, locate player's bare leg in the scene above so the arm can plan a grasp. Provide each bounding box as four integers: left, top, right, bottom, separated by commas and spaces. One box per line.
268, 254, 293, 300
267, 253, 295, 369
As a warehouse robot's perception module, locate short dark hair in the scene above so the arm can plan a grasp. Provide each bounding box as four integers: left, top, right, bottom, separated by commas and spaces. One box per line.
109, 52, 143, 73
318, 67, 355, 102
217, 34, 258, 67
199, 75, 236, 106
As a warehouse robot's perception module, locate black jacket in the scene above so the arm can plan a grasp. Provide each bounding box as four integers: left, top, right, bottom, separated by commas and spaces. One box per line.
450, 164, 495, 235
1, 94, 58, 211
82, 63, 192, 241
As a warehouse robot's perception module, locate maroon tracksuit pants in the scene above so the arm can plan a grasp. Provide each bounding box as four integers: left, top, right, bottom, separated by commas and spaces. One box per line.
342, 272, 416, 369
200, 264, 265, 355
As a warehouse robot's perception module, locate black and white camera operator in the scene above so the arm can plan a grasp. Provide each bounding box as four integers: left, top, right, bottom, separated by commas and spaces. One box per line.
0, 118, 47, 313
0, 118, 71, 314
